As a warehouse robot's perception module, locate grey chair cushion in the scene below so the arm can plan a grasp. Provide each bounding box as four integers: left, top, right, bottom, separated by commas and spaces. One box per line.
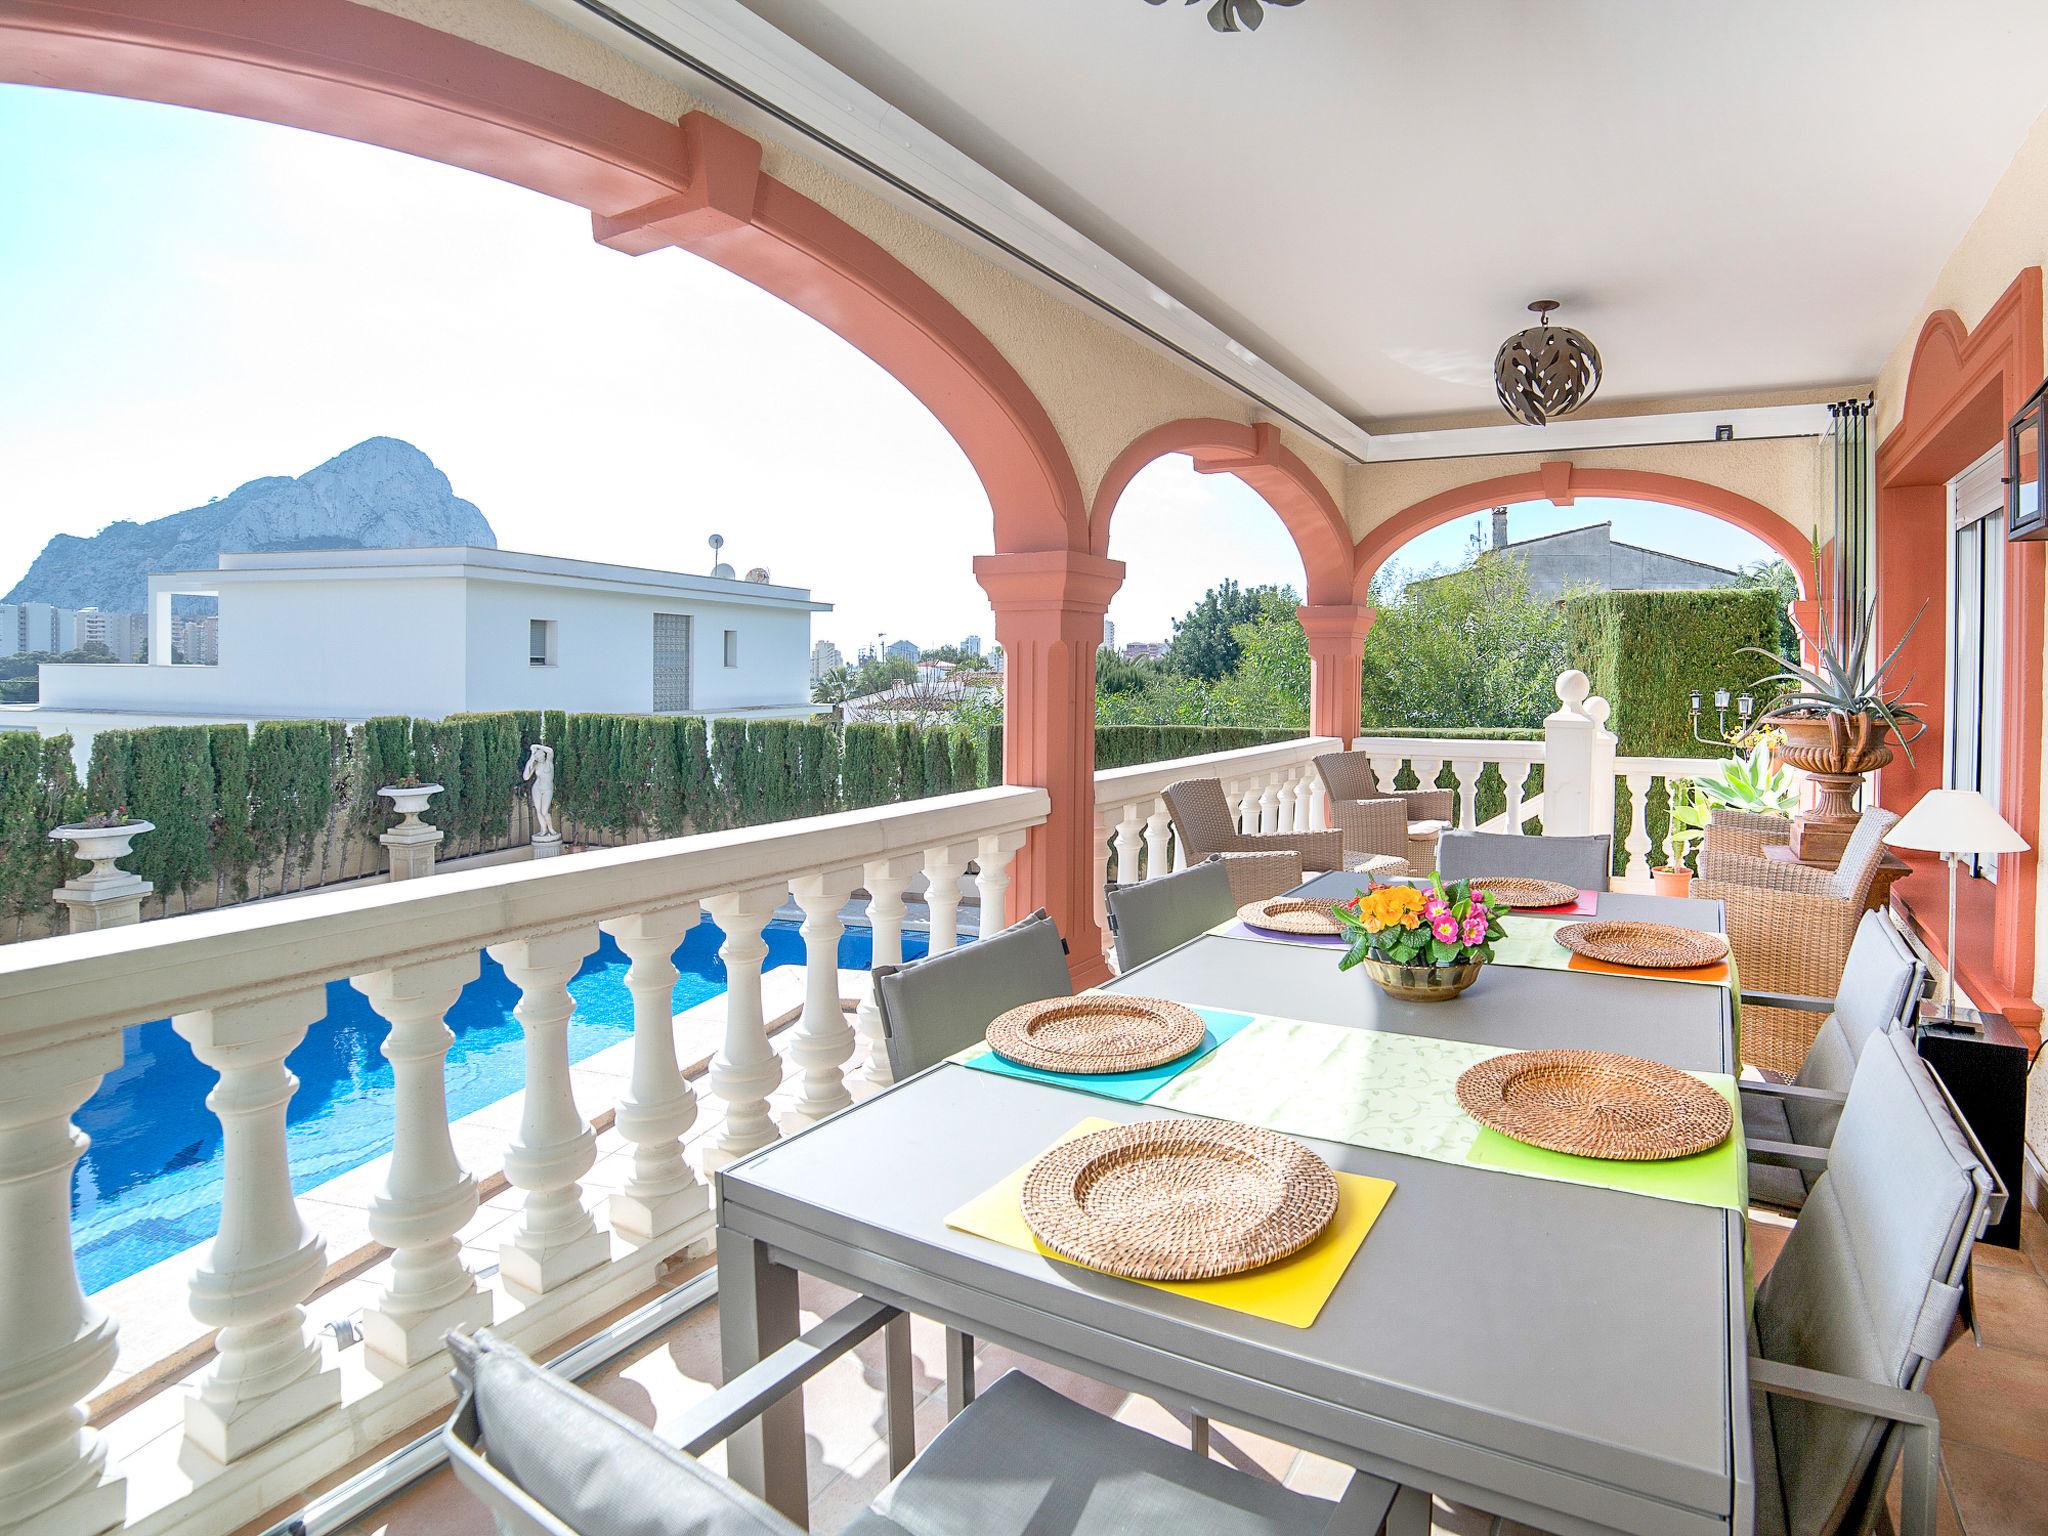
1106, 857, 1238, 972
1786, 911, 1923, 1151
447, 1330, 799, 1536
876, 908, 1073, 1077
1436, 831, 1612, 891
844, 1370, 1343, 1536
1738, 1092, 1810, 1210
1752, 1031, 1983, 1535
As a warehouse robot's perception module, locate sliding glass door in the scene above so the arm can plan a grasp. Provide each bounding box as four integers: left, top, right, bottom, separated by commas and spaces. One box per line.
1948, 449, 2006, 878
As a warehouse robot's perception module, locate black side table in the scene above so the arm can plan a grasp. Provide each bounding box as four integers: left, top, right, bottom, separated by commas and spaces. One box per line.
1915, 1004, 2030, 1247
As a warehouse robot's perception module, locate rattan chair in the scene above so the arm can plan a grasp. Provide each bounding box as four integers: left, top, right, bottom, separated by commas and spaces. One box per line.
1695, 805, 1899, 1078
1313, 751, 1451, 869
1162, 777, 1345, 904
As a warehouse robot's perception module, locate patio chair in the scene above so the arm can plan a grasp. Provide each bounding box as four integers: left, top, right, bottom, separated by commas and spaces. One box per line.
1695, 805, 1899, 1078
1434, 830, 1612, 891
1744, 1027, 2001, 1536
1313, 750, 1448, 869
1162, 777, 1347, 904
444, 1322, 1405, 1536
1105, 855, 1237, 971
1740, 909, 1926, 1211
873, 907, 1072, 1079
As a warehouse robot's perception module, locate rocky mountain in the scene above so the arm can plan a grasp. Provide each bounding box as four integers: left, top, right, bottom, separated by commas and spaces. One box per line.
6, 437, 497, 611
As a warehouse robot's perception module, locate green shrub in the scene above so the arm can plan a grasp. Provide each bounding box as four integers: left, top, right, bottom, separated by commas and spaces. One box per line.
895, 722, 926, 800
208, 724, 255, 899
708, 719, 747, 831
0, 732, 81, 930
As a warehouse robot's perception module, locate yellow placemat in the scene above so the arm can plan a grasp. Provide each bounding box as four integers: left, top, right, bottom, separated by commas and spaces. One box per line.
944, 1118, 1395, 1329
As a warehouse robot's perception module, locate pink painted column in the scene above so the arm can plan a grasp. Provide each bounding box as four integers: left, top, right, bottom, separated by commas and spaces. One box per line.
1298, 603, 1376, 745
975, 550, 1125, 987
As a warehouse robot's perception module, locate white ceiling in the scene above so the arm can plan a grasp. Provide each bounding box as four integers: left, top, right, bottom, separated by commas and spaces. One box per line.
730, 0, 2048, 426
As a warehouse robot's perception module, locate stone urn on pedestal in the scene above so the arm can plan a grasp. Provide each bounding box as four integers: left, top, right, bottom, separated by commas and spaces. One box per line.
378, 781, 444, 881
1748, 600, 1924, 866
49, 815, 154, 930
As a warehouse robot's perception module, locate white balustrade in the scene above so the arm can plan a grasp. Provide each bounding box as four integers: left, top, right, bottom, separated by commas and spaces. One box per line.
975, 830, 1026, 933
1451, 758, 1484, 830
1257, 776, 1282, 834
922, 842, 974, 955
352, 955, 492, 1366
0, 1038, 124, 1536
1142, 801, 1172, 880
1621, 771, 1656, 880
702, 887, 784, 1170
172, 990, 340, 1461
1092, 806, 1118, 951
786, 872, 860, 1125
487, 929, 607, 1297
1111, 804, 1145, 887
857, 854, 921, 1086
599, 906, 711, 1247
1502, 761, 1531, 834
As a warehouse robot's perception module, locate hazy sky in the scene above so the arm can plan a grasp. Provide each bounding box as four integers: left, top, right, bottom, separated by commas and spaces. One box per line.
0, 86, 1776, 654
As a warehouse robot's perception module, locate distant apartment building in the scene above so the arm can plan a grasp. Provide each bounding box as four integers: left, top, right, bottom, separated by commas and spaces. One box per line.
0, 601, 80, 656
76, 607, 148, 662
885, 638, 920, 662
23, 548, 830, 761
175, 615, 220, 666
1101, 619, 1117, 653
1123, 641, 1166, 661
960, 633, 982, 657
810, 638, 844, 679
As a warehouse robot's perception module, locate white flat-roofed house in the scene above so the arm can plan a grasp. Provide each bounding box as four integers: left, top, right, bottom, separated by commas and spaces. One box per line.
28, 546, 830, 725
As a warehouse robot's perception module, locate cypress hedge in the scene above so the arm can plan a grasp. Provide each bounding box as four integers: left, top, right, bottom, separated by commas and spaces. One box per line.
0, 732, 82, 932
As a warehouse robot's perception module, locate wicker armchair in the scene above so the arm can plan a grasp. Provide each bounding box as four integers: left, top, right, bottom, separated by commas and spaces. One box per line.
1314, 751, 1452, 869
1695, 805, 1900, 1078
1162, 777, 1342, 904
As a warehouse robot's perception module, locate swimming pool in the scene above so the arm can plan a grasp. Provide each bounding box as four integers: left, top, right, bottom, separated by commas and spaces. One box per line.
71, 912, 929, 1294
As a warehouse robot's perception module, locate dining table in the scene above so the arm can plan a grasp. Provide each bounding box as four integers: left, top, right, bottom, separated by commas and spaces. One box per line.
713, 878, 1754, 1536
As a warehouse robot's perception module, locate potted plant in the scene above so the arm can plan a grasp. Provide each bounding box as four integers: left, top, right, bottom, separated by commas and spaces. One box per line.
1334, 876, 1507, 1002
48, 805, 154, 878
1659, 736, 1805, 892
1743, 600, 1924, 861
377, 774, 443, 826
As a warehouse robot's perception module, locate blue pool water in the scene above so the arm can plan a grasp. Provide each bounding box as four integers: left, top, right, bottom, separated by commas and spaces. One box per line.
72, 913, 929, 1294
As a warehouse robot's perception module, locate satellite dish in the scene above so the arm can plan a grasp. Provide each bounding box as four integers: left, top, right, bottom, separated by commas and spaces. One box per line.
745, 566, 770, 583
708, 533, 725, 551
711, 563, 737, 580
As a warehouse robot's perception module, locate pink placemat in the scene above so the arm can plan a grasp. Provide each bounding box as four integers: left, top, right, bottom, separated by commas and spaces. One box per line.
1508, 889, 1599, 917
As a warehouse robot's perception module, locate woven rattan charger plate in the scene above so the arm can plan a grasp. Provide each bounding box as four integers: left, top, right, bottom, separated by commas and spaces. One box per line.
985, 995, 1209, 1074
1019, 1119, 1340, 1280
1236, 897, 1347, 936
1554, 919, 1728, 969
1469, 876, 1579, 909
1455, 1049, 1732, 1161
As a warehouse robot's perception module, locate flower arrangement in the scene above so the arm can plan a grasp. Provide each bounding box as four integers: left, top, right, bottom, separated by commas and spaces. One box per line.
77, 805, 139, 830
1334, 877, 1506, 973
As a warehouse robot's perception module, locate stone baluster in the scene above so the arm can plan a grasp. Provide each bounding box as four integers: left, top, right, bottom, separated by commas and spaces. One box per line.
1504, 761, 1531, 834
1234, 780, 1259, 834
1370, 755, 1401, 795
1623, 771, 1655, 881
1111, 804, 1144, 888
1661, 776, 1689, 866
352, 957, 491, 1367
486, 930, 607, 1297
923, 844, 973, 956
703, 887, 785, 1170
599, 907, 712, 1249
1452, 759, 1484, 831
0, 1038, 125, 1536
1142, 801, 1172, 881
975, 830, 1028, 934
1169, 812, 1190, 872
1257, 776, 1282, 834
1293, 771, 1318, 832
1093, 807, 1118, 955
785, 872, 860, 1126
856, 856, 919, 1086
172, 990, 340, 1461
1413, 757, 1445, 815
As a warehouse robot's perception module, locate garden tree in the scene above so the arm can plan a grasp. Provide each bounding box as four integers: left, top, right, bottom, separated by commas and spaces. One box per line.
894, 721, 927, 799
1095, 647, 1159, 696
1163, 578, 1291, 680
811, 665, 858, 712
0, 731, 82, 937
1210, 592, 1311, 727
207, 723, 255, 900
1737, 557, 1802, 660
1359, 558, 1571, 731
708, 719, 747, 831
918, 643, 980, 664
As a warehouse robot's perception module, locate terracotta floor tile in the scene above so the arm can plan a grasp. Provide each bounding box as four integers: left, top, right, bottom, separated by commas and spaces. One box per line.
1971, 1261, 2048, 1359
2018, 1205, 2048, 1283
1941, 1440, 2048, 1536
1925, 1340, 2048, 1463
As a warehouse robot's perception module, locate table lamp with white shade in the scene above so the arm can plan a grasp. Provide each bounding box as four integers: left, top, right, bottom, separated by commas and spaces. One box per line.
1883, 789, 2030, 1026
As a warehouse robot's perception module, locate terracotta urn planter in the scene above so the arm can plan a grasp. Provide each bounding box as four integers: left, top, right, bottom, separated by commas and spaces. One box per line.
1765, 710, 1894, 863
1651, 865, 1693, 898
1360, 956, 1485, 1002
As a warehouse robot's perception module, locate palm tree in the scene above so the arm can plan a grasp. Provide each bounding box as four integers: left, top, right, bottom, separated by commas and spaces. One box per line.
811, 665, 857, 714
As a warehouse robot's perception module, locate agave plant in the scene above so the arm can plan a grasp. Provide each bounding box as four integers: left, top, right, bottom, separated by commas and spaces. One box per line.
1741, 600, 1926, 765
1144, 0, 1305, 33
1665, 739, 1802, 869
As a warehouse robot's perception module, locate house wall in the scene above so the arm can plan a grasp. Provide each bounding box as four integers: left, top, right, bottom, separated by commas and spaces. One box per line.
1504, 526, 1743, 603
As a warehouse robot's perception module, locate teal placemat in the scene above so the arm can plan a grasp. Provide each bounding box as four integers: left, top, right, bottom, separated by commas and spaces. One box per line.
962, 1006, 1255, 1101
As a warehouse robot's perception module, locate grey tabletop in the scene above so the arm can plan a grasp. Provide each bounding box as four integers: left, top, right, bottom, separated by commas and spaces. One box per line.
1292, 870, 1728, 934
1104, 931, 1735, 1073
721, 1064, 1745, 1534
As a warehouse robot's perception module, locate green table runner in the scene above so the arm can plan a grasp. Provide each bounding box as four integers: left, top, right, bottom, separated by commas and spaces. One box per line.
1149, 1014, 1747, 1211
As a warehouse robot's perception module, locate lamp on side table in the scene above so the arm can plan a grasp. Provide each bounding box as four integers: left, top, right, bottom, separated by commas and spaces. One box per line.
1882, 788, 2029, 1028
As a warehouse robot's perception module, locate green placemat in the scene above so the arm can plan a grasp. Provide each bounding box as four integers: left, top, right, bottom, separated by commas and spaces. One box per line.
1466, 1075, 1745, 1210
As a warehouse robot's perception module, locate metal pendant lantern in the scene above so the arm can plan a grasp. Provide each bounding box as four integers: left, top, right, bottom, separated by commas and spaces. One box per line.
1494, 301, 1603, 426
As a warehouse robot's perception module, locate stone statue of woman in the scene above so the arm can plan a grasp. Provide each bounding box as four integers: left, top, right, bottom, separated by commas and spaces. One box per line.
523, 742, 556, 840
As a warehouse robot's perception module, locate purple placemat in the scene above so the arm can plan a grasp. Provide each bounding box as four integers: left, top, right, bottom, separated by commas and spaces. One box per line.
1221, 918, 1350, 949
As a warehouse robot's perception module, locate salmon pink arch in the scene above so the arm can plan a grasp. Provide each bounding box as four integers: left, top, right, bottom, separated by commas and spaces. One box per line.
1090, 418, 1355, 605
1353, 464, 1817, 606
0, 0, 1088, 557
